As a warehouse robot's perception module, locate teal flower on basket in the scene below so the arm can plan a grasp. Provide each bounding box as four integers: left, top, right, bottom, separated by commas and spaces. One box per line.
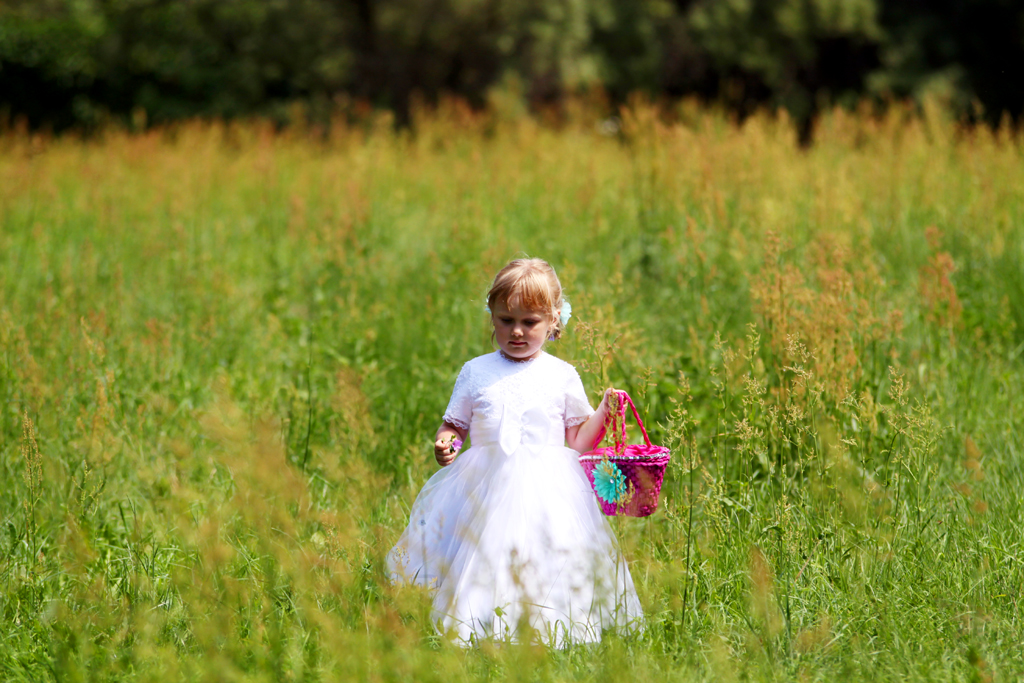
593, 459, 627, 504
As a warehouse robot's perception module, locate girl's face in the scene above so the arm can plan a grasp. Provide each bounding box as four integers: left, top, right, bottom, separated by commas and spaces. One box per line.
491, 301, 555, 361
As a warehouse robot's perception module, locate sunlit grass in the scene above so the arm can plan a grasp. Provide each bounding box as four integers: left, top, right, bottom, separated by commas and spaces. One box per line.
1, 99, 1022, 681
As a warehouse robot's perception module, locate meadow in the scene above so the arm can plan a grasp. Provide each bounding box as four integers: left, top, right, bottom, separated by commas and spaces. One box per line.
1, 99, 1023, 681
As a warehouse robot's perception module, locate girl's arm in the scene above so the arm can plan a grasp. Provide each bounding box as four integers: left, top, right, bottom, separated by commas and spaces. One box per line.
566, 388, 616, 453
434, 421, 468, 467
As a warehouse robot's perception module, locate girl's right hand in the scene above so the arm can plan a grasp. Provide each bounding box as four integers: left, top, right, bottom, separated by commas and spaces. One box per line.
435, 435, 462, 467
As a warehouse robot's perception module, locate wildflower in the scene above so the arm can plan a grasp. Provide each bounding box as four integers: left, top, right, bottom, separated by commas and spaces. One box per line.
593, 459, 627, 504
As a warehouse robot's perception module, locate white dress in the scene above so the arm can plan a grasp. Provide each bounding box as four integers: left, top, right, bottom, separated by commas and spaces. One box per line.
387, 351, 643, 647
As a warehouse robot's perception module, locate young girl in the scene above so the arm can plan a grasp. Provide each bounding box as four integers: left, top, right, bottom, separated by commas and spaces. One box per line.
388, 258, 643, 647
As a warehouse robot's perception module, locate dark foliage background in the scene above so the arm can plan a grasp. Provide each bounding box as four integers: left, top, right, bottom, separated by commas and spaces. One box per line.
2, 0, 1021, 135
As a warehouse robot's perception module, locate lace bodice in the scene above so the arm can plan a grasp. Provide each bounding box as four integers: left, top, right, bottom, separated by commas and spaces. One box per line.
443, 352, 594, 436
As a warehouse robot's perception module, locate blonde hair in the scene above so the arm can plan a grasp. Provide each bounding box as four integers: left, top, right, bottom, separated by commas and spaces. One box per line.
487, 258, 567, 340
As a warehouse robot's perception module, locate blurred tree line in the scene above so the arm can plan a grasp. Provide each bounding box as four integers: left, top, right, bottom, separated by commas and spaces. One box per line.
1, 0, 1021, 139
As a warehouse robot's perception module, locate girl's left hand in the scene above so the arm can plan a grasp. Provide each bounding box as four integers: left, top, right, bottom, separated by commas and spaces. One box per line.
597, 387, 620, 416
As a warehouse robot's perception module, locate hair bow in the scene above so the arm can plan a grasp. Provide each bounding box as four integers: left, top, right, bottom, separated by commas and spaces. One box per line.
559, 300, 572, 326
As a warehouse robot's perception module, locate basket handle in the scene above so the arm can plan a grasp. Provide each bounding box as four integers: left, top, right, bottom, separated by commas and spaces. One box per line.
592, 390, 653, 450
617, 391, 654, 448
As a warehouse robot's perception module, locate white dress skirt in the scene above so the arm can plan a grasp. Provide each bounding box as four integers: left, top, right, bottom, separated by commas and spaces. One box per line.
387, 352, 643, 647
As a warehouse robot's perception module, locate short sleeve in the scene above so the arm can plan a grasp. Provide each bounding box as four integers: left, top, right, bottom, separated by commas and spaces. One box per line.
442, 364, 472, 431
564, 366, 594, 427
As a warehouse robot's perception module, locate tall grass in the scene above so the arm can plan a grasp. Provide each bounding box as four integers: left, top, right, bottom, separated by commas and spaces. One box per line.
1, 99, 1022, 681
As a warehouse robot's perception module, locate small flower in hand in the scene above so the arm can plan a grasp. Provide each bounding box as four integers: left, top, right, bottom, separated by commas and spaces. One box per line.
435, 433, 463, 467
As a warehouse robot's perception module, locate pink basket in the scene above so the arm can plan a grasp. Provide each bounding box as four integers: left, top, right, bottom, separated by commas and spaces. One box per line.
579, 391, 670, 517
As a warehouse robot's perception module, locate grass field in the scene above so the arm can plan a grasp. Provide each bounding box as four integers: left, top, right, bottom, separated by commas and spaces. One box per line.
2, 100, 1023, 681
